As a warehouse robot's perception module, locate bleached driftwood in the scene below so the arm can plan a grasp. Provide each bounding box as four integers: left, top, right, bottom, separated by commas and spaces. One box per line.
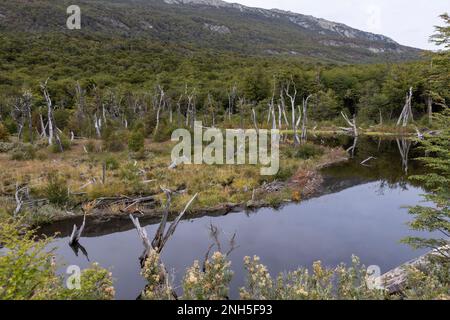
168, 155, 189, 169
360, 156, 376, 166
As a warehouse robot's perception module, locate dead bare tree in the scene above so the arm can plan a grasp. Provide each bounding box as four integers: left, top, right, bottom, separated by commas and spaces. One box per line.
130, 190, 198, 265
278, 90, 290, 129
13, 183, 29, 217
238, 97, 245, 129
11, 98, 25, 141
251, 107, 259, 134
207, 93, 216, 128
227, 83, 237, 121
155, 85, 165, 133
340, 111, 358, 137
38, 108, 47, 138
301, 94, 313, 143
69, 214, 86, 246
185, 87, 196, 129
284, 81, 299, 145
347, 136, 358, 158
397, 87, 414, 127
22, 91, 33, 144
40, 79, 55, 146
176, 94, 183, 127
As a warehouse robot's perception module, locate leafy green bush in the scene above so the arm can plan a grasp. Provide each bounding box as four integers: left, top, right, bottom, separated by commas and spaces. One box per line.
240, 255, 386, 300
103, 129, 128, 152
2, 118, 17, 135
140, 249, 174, 300
0, 219, 114, 300
45, 173, 69, 206
128, 128, 145, 152
105, 156, 119, 170
182, 252, 233, 300
50, 134, 71, 153
53, 109, 72, 131
0, 142, 14, 153
10, 143, 36, 161
0, 123, 9, 141
274, 166, 295, 181
119, 163, 141, 182
85, 140, 99, 153
153, 123, 178, 142
285, 144, 324, 160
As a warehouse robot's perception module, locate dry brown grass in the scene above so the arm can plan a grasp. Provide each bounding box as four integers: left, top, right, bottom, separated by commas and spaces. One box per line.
0, 138, 347, 221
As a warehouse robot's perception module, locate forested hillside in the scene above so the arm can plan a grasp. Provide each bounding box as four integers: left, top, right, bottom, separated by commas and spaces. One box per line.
0, 0, 420, 63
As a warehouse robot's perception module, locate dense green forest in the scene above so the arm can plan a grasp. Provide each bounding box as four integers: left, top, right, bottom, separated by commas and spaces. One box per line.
0, 30, 448, 139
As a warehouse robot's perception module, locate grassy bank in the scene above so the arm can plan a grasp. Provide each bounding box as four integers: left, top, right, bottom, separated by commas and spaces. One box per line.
0, 137, 347, 226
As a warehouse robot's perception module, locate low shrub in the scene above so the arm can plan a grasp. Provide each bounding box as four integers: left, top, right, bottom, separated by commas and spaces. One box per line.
45, 173, 69, 206
0, 220, 114, 300
0, 123, 9, 141
285, 144, 324, 160
0, 142, 14, 153
153, 123, 178, 142
10, 143, 36, 161
50, 134, 71, 153
128, 128, 145, 152
103, 130, 128, 152
104, 156, 119, 170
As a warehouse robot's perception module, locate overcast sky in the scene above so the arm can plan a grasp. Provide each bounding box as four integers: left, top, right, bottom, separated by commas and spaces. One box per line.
233, 0, 449, 50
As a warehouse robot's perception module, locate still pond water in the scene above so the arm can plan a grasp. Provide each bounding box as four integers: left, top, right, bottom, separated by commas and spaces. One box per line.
41, 136, 433, 299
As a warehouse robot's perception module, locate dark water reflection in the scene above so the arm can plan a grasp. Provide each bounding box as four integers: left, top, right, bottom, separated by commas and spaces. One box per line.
42, 136, 433, 299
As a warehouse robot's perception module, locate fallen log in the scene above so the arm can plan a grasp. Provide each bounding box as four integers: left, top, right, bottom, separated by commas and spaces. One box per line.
378, 246, 449, 294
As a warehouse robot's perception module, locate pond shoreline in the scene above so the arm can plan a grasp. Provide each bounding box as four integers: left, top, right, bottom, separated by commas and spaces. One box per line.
37, 151, 349, 237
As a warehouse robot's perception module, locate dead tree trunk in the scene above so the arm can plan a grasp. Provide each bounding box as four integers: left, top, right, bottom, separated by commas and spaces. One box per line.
397, 87, 414, 127
40, 79, 54, 146
285, 82, 299, 145
251, 107, 259, 134
23, 91, 33, 144
94, 113, 102, 138
39, 111, 47, 138
69, 214, 86, 246
301, 95, 312, 143
341, 111, 358, 137
227, 84, 237, 121
427, 95, 433, 125
130, 190, 198, 265
12, 98, 25, 141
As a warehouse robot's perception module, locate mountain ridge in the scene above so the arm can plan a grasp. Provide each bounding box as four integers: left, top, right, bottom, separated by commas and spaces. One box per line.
0, 0, 422, 63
